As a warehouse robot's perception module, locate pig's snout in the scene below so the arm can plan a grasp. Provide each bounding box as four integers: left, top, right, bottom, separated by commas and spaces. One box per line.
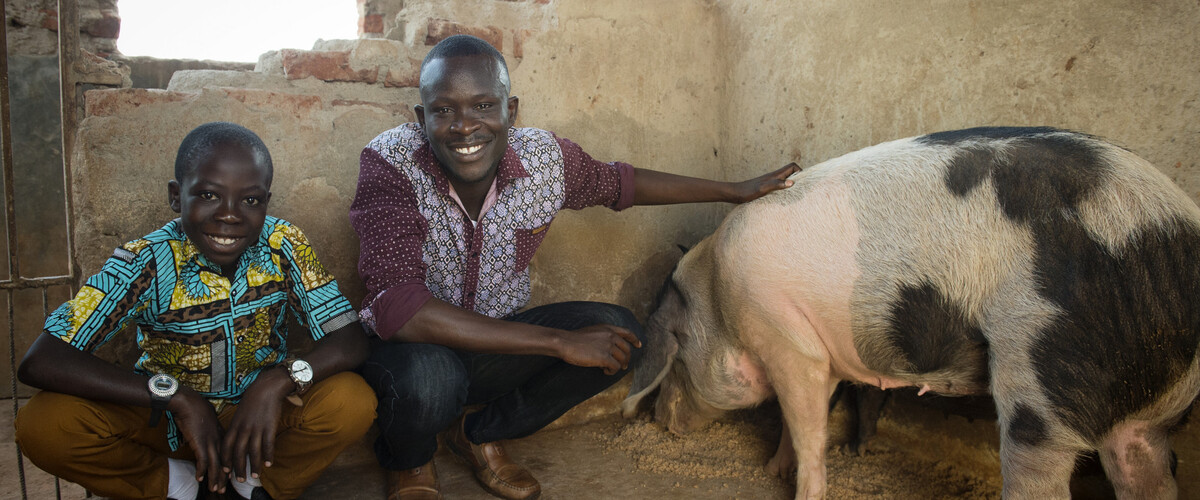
654, 375, 719, 435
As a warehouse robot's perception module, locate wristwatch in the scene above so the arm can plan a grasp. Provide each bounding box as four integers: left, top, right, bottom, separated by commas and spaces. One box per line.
282, 358, 313, 405
147, 373, 179, 428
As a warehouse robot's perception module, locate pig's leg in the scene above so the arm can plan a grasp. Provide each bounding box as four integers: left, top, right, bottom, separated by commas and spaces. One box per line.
1097, 421, 1176, 500
766, 417, 795, 478
994, 373, 1074, 498
766, 381, 841, 478
999, 442, 1076, 499
770, 359, 839, 500
850, 385, 888, 455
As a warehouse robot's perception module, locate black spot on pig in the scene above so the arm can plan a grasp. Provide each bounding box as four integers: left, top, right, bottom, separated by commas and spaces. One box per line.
885, 282, 989, 387
917, 126, 1064, 146
933, 127, 1109, 224
1032, 217, 1200, 442
1009, 403, 1049, 446
925, 127, 1200, 443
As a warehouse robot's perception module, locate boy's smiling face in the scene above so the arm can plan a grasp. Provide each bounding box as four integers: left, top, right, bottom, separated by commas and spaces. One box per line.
168, 142, 272, 277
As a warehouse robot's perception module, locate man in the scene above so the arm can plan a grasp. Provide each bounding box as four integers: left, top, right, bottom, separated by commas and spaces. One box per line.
349, 35, 797, 500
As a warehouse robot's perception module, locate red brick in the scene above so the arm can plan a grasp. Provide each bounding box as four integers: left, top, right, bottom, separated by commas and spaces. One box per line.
513, 29, 535, 59
83, 10, 121, 39
424, 18, 503, 51
384, 67, 420, 88
39, 9, 59, 31
359, 14, 384, 35
281, 49, 379, 84
221, 89, 323, 118
84, 88, 194, 117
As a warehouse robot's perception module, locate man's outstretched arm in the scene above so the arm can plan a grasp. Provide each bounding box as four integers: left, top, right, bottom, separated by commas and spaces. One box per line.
631, 162, 800, 206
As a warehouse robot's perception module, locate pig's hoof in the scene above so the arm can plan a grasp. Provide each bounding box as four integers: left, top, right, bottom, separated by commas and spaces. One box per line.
765, 455, 797, 479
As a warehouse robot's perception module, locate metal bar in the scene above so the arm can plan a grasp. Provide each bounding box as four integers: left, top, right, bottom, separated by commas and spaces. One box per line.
2, 0, 18, 285
0, 0, 30, 496
0, 276, 76, 290
60, 1, 81, 497
9, 290, 26, 500
58, 0, 79, 283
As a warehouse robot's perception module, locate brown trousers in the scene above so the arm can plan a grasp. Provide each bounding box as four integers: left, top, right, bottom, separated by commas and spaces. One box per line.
15, 372, 376, 500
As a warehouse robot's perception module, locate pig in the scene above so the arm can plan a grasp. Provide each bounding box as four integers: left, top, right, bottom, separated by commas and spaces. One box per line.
620, 127, 1200, 499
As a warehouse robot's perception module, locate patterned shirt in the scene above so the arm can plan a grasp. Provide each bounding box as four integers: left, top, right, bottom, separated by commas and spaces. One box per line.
44, 216, 358, 449
350, 124, 635, 339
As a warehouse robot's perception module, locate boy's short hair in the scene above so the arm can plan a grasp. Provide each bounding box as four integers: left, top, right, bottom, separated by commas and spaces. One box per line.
420, 34, 510, 95
174, 122, 273, 183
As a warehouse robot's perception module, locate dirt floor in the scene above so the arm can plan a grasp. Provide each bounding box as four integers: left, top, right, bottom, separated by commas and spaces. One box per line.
9, 391, 1198, 499
300, 393, 1011, 500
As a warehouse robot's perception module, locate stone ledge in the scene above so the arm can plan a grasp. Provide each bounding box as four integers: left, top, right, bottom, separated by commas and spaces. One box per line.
84, 88, 195, 117
219, 88, 324, 117
281, 49, 380, 84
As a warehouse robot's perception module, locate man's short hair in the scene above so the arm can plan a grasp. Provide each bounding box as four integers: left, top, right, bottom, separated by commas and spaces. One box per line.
174, 122, 273, 183
420, 34, 511, 95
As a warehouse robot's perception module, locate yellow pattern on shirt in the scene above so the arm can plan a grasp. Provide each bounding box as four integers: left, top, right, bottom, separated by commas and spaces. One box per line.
55, 286, 106, 343
233, 307, 276, 386
271, 224, 333, 290
168, 240, 230, 309
142, 336, 213, 391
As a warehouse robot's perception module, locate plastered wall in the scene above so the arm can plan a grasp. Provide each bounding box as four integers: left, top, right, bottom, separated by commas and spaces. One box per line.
713, 0, 1199, 203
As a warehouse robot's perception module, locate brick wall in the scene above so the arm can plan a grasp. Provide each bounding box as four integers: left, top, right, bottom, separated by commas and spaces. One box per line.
5, 0, 120, 56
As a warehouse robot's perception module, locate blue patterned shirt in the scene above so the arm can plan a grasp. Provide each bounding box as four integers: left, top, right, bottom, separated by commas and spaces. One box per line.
43, 216, 359, 449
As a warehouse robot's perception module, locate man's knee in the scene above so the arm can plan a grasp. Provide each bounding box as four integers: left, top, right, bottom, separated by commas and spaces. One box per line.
593, 303, 647, 365
16, 392, 110, 466
362, 343, 468, 429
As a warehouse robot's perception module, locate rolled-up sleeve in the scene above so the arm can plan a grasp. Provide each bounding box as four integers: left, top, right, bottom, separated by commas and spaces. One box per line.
348, 147, 434, 339
556, 135, 635, 211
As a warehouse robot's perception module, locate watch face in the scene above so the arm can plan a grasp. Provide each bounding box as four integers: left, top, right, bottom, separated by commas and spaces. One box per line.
149, 373, 179, 398
291, 360, 314, 383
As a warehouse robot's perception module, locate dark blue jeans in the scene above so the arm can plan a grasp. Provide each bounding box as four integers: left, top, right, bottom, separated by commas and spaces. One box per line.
360, 301, 646, 470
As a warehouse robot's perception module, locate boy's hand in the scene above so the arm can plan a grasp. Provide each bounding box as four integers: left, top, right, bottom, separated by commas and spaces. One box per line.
729, 162, 800, 203
221, 367, 292, 484
170, 388, 227, 493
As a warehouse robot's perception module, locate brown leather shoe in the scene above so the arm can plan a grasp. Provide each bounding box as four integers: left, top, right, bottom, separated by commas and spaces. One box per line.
387, 460, 442, 500
444, 414, 541, 500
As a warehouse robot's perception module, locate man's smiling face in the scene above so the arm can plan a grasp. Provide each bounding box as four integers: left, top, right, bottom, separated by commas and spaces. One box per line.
168, 142, 271, 277
415, 54, 519, 191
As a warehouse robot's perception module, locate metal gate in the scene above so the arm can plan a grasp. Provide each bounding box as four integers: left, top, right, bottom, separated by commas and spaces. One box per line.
3, 1, 83, 498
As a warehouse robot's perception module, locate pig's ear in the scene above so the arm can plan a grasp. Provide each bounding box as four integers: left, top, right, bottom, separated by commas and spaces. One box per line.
621, 326, 679, 418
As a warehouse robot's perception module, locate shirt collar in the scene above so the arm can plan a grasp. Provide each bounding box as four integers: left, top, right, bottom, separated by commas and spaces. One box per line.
412, 130, 531, 196
167, 217, 272, 274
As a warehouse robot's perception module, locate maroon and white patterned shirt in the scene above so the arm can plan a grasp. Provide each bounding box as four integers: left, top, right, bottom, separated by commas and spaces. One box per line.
350, 123, 635, 339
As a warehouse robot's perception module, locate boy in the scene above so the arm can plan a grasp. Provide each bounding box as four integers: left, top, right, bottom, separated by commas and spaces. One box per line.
16, 122, 375, 500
